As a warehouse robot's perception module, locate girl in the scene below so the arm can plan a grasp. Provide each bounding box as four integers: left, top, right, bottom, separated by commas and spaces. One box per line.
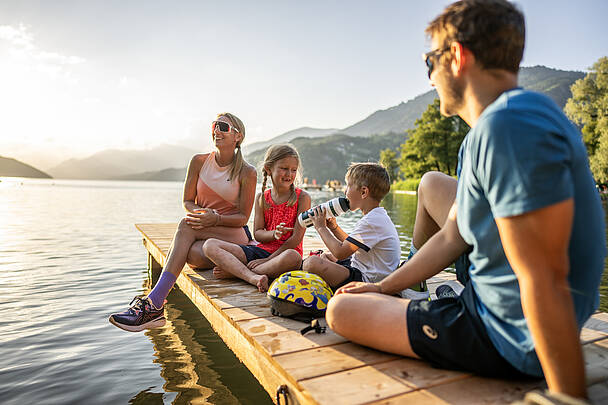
109, 112, 257, 332
203, 144, 311, 292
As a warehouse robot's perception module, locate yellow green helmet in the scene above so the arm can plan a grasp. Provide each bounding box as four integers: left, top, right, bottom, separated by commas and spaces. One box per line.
267, 271, 333, 322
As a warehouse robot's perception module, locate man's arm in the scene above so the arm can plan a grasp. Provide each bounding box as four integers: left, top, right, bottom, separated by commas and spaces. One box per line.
495, 198, 586, 398
339, 203, 469, 295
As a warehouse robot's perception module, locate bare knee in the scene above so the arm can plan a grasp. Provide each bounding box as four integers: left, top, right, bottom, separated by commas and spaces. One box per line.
283, 249, 303, 268
202, 238, 222, 258
326, 294, 355, 334
302, 255, 323, 273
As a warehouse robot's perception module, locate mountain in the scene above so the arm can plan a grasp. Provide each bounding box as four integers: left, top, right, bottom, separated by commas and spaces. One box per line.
243, 127, 339, 154
340, 66, 583, 138
245, 133, 404, 184
341, 91, 437, 138
112, 167, 186, 182
243, 65, 583, 183
517, 65, 585, 108
48, 144, 198, 179
0, 156, 52, 178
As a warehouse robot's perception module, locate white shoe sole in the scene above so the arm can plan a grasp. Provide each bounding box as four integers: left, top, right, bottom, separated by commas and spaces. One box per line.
438, 280, 464, 295
109, 316, 166, 332
400, 289, 431, 300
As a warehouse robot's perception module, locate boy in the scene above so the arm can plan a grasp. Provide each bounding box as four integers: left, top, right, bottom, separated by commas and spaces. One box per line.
303, 162, 401, 290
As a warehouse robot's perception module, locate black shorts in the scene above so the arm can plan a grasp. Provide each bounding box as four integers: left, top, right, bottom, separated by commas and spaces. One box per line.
406, 281, 539, 379
334, 258, 364, 290
240, 245, 271, 263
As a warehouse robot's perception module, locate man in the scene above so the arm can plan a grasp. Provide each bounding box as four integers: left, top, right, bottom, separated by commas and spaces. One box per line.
326, 0, 606, 401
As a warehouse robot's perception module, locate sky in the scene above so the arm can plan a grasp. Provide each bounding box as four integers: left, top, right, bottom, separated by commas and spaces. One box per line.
1, 0, 607, 169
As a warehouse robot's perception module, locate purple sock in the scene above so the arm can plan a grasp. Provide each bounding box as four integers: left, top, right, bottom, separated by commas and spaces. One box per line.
147, 271, 177, 308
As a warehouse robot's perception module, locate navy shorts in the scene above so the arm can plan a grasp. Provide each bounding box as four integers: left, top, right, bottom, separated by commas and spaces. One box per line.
334, 257, 364, 290
406, 281, 539, 379
240, 245, 271, 263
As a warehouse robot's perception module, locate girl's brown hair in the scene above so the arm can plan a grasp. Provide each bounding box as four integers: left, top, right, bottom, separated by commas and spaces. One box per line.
260, 143, 302, 209
217, 112, 246, 182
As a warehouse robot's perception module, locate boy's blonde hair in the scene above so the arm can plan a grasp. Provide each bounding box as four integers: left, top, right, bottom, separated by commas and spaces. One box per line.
345, 162, 390, 201
260, 144, 303, 209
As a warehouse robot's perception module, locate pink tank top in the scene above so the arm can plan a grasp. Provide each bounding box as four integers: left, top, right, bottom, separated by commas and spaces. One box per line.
196, 152, 240, 215
256, 188, 303, 256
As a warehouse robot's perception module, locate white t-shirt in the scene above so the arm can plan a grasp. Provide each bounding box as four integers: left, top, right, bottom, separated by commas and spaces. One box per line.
346, 207, 401, 283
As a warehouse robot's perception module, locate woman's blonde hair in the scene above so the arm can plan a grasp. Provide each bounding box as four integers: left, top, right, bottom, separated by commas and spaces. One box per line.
217, 112, 246, 182
260, 143, 303, 209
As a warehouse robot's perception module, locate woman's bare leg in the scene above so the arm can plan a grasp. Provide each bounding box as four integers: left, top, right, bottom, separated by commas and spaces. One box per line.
203, 239, 269, 292
327, 292, 418, 358
412, 171, 457, 249
164, 220, 250, 278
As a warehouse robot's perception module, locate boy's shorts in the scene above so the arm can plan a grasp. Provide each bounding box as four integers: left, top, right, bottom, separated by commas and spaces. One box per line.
406, 281, 538, 379
334, 258, 364, 290
240, 245, 271, 263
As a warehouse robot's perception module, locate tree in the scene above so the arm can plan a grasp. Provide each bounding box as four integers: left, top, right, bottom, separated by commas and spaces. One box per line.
399, 99, 469, 179
379, 148, 399, 182
565, 56, 608, 183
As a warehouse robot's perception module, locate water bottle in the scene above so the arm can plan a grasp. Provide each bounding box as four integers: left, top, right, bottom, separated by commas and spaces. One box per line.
298, 197, 350, 228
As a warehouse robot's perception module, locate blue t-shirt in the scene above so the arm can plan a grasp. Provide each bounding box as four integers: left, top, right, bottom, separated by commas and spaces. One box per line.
456, 88, 606, 376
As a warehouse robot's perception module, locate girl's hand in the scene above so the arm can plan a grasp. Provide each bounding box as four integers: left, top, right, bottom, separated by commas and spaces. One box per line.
185, 209, 218, 230
247, 258, 269, 269
273, 222, 294, 240
310, 206, 328, 229
335, 281, 382, 295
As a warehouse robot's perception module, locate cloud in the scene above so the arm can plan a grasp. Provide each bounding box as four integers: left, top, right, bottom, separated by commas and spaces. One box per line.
0, 23, 85, 81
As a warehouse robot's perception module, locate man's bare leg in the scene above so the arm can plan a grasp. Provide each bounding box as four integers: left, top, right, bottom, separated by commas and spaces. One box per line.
327, 293, 419, 357
412, 171, 457, 249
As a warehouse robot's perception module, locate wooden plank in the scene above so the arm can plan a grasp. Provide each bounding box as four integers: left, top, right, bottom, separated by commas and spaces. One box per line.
274, 343, 399, 382
298, 365, 414, 405
372, 375, 543, 405
255, 329, 348, 357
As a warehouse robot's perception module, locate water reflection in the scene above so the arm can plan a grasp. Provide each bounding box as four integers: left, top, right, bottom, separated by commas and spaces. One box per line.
136, 280, 271, 405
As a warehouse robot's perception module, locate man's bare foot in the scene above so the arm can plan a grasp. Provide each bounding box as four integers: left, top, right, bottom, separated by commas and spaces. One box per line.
255, 275, 269, 292
212, 266, 234, 279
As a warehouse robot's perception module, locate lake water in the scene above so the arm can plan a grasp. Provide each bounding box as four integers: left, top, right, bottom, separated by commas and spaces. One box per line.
0, 178, 606, 404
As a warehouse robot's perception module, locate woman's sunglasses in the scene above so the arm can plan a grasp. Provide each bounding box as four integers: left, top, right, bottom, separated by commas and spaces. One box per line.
422, 46, 450, 78
212, 120, 240, 133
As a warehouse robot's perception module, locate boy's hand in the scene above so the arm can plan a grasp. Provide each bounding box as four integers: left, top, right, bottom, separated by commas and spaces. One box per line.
335, 281, 382, 295
310, 206, 328, 229
326, 217, 338, 230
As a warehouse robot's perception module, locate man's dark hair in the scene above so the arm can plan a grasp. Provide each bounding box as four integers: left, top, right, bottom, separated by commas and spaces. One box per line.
426, 0, 525, 73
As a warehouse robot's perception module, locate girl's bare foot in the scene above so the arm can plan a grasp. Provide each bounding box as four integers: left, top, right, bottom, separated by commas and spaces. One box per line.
255, 275, 269, 292
212, 266, 234, 279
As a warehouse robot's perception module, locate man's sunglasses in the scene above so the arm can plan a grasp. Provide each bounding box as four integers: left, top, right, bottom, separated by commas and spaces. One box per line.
422, 46, 450, 79
212, 120, 240, 133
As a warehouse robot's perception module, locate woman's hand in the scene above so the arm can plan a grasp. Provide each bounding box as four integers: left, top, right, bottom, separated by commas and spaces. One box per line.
185, 209, 218, 230
247, 258, 270, 269
335, 281, 382, 295
273, 222, 294, 240
310, 206, 328, 229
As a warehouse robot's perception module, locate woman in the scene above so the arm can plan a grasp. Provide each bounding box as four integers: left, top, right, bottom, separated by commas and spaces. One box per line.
109, 112, 257, 332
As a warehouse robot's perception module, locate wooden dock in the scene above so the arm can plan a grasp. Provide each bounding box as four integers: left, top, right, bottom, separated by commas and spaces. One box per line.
136, 223, 608, 404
